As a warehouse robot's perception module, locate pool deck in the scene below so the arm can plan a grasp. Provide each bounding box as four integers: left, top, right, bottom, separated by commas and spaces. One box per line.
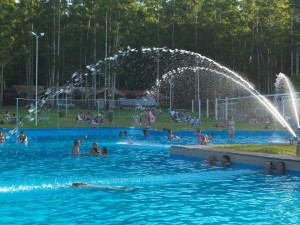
170, 145, 300, 172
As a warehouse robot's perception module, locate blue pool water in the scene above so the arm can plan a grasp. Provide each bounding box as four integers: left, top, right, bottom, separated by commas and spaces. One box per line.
0, 128, 300, 224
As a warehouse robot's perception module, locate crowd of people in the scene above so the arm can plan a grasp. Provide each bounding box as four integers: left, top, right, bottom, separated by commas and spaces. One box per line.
76, 112, 104, 125
0, 110, 291, 176
171, 111, 200, 126
0, 111, 20, 125
132, 109, 157, 128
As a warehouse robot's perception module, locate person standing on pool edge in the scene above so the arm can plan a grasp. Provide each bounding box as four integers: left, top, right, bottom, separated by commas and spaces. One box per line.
227, 117, 235, 141
72, 135, 87, 155
108, 107, 114, 128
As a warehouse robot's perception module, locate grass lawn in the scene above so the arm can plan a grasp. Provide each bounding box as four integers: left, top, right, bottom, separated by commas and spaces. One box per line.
216, 144, 296, 156
1, 105, 280, 130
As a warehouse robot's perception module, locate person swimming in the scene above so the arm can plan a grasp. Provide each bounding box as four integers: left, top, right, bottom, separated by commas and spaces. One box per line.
71, 182, 131, 190
167, 129, 180, 139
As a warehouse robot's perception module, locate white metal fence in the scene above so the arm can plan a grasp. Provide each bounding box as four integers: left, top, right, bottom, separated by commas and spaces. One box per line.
215, 92, 300, 123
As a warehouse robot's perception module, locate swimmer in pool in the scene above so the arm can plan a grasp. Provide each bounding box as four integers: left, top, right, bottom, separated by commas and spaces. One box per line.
274, 161, 286, 175
227, 117, 235, 141
0, 131, 5, 143
72, 182, 129, 190
90, 142, 101, 155
143, 129, 149, 136
167, 129, 180, 139
101, 147, 108, 155
17, 131, 28, 143
202, 154, 217, 166
72, 135, 87, 155
217, 155, 231, 167
265, 161, 273, 174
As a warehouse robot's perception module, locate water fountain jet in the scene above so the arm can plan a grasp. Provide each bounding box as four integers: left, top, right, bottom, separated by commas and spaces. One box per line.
275, 73, 300, 129
161, 66, 298, 139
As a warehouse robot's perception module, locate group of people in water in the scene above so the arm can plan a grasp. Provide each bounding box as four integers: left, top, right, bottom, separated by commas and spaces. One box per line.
0, 123, 290, 177
0, 130, 28, 143
72, 135, 108, 156
202, 154, 231, 167
192, 117, 234, 145
264, 161, 286, 175
118, 131, 128, 137
202, 154, 286, 175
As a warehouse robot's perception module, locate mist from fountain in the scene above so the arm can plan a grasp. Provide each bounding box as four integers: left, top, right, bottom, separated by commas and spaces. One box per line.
16, 70, 88, 129
88, 47, 299, 139
160, 66, 298, 138
6, 70, 90, 140
275, 73, 300, 129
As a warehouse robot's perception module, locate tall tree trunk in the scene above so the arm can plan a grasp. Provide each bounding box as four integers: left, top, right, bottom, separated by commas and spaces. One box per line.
26, 55, 33, 98
0, 63, 3, 106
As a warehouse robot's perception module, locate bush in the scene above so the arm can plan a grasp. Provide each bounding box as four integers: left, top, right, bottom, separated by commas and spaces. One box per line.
290, 75, 300, 91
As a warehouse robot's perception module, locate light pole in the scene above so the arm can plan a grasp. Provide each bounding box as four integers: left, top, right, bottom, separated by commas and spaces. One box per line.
196, 61, 201, 121
169, 79, 172, 112
31, 31, 44, 126
84, 73, 88, 103
156, 48, 160, 106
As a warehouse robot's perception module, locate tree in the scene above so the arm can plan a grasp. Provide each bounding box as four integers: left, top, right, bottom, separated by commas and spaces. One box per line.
0, 0, 16, 105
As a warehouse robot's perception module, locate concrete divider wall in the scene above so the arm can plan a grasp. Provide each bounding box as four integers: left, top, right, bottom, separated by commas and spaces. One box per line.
171, 145, 300, 172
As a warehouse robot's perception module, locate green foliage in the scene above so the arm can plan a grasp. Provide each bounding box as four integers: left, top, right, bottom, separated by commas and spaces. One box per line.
0, 0, 297, 94
0, 0, 16, 66
290, 74, 300, 91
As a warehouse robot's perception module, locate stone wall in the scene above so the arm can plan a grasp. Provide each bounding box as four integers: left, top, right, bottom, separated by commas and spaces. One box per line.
171, 145, 300, 172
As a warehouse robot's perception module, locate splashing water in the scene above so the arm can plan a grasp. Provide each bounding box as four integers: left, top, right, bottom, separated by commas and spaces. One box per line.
23, 47, 299, 139
161, 66, 298, 138
91, 47, 299, 138
275, 73, 300, 129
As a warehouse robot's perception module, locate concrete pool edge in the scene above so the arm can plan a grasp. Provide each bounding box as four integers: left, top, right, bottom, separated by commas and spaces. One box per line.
170, 145, 300, 172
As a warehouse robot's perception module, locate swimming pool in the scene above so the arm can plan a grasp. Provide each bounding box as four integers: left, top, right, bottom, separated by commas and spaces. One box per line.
0, 128, 299, 224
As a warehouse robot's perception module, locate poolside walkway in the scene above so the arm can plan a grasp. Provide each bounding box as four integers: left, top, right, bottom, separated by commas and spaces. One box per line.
170, 145, 300, 172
